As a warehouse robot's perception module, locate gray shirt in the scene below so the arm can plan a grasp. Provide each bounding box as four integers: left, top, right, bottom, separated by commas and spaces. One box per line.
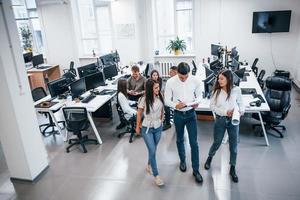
127, 75, 146, 93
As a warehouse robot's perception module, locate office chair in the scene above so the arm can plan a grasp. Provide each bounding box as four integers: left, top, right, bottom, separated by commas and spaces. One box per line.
32, 87, 65, 137
257, 69, 266, 89
115, 100, 136, 143
63, 107, 98, 153
62, 61, 77, 84
251, 58, 259, 77
143, 63, 151, 78
252, 76, 291, 138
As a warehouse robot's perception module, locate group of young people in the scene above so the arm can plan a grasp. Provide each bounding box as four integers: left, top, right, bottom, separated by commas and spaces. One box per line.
116, 62, 244, 187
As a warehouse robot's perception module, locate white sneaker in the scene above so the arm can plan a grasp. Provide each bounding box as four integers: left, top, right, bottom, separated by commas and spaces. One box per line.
146, 164, 152, 175
155, 176, 164, 187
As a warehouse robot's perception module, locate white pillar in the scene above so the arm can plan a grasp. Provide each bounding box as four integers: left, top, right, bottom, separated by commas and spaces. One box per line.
0, 0, 48, 181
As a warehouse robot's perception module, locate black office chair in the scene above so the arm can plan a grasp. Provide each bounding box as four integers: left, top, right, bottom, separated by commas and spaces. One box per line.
32, 87, 65, 137
115, 100, 136, 143
257, 69, 266, 89
63, 107, 98, 153
251, 58, 259, 77
63, 61, 77, 84
143, 63, 151, 78
252, 76, 292, 138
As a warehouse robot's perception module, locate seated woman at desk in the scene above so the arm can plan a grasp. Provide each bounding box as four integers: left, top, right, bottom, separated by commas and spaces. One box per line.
117, 79, 137, 129
204, 69, 244, 183
127, 65, 146, 101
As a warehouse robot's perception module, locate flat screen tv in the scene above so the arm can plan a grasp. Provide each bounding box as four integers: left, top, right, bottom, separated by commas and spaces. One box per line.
252, 10, 291, 33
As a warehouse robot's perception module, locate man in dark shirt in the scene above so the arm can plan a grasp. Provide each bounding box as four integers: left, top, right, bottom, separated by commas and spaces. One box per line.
127, 65, 146, 101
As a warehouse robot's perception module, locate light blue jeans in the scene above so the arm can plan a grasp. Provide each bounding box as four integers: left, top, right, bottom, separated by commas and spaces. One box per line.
208, 116, 239, 166
141, 125, 162, 177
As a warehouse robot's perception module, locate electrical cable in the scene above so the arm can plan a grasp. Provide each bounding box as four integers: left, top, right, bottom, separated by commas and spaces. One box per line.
269, 33, 277, 70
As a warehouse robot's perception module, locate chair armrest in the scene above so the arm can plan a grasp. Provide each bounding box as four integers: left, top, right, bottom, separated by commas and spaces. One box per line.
63, 69, 69, 74
282, 104, 291, 119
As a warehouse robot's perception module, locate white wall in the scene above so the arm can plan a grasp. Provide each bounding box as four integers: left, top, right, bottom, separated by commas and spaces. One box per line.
193, 0, 300, 77
37, 0, 79, 72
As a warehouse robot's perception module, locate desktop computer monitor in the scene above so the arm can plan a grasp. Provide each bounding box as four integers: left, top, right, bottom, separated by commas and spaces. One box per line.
231, 47, 238, 58
100, 53, 115, 66
205, 65, 215, 78
211, 44, 222, 57
48, 77, 69, 98
32, 54, 44, 67
103, 64, 118, 80
70, 78, 86, 98
85, 72, 105, 90
232, 57, 240, 70
23, 52, 33, 63
112, 50, 120, 62
234, 67, 246, 79
77, 63, 99, 78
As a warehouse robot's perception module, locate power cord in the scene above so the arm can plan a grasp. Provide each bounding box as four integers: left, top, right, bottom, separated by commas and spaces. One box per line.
269, 33, 277, 70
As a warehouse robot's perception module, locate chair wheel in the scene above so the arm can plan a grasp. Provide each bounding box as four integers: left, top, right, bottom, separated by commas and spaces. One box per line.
282, 127, 286, 130
68, 140, 72, 144
66, 149, 70, 153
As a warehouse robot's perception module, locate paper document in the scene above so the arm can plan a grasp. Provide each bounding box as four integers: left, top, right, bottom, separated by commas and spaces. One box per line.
231, 105, 240, 126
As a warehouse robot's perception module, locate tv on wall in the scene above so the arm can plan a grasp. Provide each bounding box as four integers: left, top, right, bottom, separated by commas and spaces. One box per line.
252, 10, 291, 33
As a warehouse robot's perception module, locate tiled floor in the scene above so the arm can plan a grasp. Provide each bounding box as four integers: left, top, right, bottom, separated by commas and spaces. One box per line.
1, 89, 300, 200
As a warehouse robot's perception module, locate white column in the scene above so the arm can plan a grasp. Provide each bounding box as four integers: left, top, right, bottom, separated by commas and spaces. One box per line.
0, 0, 48, 181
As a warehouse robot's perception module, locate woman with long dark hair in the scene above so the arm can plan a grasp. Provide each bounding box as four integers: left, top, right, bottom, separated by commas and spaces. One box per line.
150, 69, 163, 91
204, 69, 244, 183
116, 79, 136, 129
136, 79, 165, 187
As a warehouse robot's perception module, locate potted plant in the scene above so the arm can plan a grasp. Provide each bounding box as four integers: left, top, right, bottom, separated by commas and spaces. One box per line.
20, 26, 33, 52
166, 36, 186, 55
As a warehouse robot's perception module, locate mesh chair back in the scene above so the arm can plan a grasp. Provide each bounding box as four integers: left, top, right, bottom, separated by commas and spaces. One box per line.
63, 107, 89, 132
116, 93, 129, 124
32, 87, 47, 102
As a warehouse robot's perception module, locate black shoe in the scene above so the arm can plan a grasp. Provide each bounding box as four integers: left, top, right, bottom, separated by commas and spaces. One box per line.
193, 170, 203, 183
116, 122, 126, 129
230, 166, 239, 183
163, 123, 171, 131
204, 156, 212, 170
179, 162, 187, 172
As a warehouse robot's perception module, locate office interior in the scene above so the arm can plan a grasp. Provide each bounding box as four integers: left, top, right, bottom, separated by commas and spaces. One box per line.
0, 0, 300, 199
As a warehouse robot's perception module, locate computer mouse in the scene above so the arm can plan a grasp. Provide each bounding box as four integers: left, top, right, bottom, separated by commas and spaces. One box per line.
41, 102, 50, 107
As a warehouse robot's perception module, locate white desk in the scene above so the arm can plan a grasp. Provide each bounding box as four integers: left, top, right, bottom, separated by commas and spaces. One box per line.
195, 64, 271, 146
34, 73, 125, 144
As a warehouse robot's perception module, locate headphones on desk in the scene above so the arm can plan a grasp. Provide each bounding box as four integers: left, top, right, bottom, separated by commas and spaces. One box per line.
249, 99, 262, 107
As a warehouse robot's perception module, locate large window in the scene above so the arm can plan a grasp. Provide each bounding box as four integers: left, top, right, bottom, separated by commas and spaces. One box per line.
152, 0, 193, 54
11, 0, 44, 54
76, 0, 114, 56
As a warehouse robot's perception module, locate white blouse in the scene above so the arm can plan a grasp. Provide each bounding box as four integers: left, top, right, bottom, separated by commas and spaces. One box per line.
138, 96, 163, 129
118, 92, 137, 120
210, 86, 245, 116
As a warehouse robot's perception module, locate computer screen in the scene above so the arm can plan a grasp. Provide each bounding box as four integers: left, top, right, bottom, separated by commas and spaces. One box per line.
23, 52, 33, 63
231, 57, 240, 70
234, 67, 246, 79
103, 64, 118, 80
32, 54, 44, 67
77, 63, 99, 78
231, 47, 238, 58
211, 44, 221, 57
85, 72, 105, 90
112, 51, 120, 62
70, 78, 86, 98
205, 65, 214, 78
100, 53, 115, 66
48, 78, 69, 97
252, 10, 291, 33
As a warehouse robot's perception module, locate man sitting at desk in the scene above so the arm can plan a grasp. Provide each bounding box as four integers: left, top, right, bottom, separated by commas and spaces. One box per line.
127, 65, 146, 101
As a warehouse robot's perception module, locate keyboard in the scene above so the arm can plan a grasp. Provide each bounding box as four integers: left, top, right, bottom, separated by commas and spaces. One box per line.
241, 88, 257, 95
99, 89, 117, 95
81, 94, 96, 103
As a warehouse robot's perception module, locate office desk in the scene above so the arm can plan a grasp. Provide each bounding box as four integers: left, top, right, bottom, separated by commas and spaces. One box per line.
27, 65, 60, 90
34, 73, 124, 144
195, 64, 271, 146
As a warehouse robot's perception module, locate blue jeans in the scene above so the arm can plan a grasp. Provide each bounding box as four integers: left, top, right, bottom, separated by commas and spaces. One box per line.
141, 125, 162, 177
174, 110, 199, 171
208, 116, 239, 166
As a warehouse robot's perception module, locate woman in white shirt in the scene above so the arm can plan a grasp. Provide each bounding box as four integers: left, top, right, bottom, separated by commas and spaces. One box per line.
117, 79, 137, 126
204, 69, 245, 183
136, 79, 165, 187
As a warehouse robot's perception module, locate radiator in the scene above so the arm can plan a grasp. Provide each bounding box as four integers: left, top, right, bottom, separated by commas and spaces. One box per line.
155, 62, 173, 78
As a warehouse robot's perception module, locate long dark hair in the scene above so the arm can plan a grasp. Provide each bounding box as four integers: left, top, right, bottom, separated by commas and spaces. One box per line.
212, 69, 233, 100
117, 79, 128, 98
145, 79, 164, 114
150, 69, 162, 88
